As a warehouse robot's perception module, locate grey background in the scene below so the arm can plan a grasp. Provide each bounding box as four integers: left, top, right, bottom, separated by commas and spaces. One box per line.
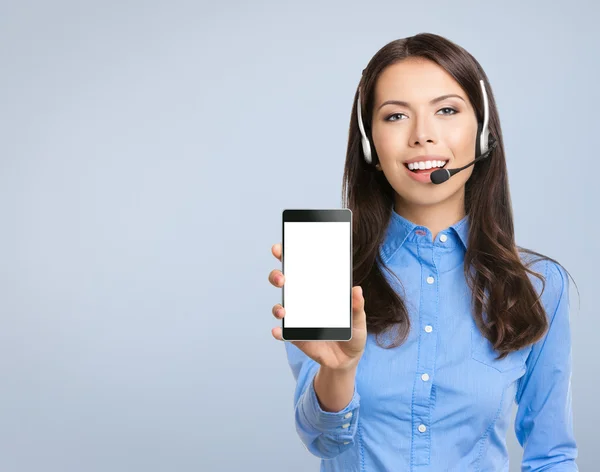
0, 0, 596, 471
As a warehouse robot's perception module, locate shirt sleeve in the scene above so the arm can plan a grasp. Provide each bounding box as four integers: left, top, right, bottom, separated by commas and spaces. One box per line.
514, 260, 578, 471
284, 341, 361, 459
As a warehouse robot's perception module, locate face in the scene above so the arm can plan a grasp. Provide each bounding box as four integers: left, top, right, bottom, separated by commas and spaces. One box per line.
370, 57, 479, 207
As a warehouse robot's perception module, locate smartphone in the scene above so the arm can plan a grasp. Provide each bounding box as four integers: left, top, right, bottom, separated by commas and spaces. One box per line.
281, 209, 352, 341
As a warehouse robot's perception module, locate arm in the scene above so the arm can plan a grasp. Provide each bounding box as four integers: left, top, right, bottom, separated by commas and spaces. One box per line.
515, 260, 578, 471
284, 342, 360, 459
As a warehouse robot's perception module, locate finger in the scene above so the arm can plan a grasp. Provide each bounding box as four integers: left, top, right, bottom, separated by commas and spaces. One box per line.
271, 243, 282, 262
272, 326, 283, 340
272, 304, 285, 319
268, 269, 285, 287
271, 327, 307, 351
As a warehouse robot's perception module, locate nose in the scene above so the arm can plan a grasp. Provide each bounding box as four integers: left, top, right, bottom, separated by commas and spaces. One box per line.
413, 137, 435, 146
409, 115, 437, 147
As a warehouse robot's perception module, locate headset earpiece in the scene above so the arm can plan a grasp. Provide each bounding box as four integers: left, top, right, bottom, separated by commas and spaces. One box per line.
477, 79, 491, 157
476, 121, 485, 156
357, 90, 373, 164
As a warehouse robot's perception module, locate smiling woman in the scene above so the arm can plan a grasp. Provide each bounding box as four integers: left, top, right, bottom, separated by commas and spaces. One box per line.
279, 32, 579, 472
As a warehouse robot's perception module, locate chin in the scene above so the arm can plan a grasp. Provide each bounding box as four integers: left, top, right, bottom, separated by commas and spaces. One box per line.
394, 179, 464, 205
400, 192, 453, 207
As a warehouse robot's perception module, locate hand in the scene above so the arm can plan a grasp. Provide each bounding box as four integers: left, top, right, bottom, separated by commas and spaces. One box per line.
269, 243, 367, 371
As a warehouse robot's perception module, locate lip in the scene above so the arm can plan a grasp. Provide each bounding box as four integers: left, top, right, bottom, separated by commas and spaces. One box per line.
403, 161, 448, 183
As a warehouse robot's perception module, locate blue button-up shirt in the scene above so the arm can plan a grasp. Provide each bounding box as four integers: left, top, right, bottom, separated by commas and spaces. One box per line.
284, 210, 578, 471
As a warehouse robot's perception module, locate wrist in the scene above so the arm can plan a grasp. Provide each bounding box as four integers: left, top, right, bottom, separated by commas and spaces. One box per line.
320, 362, 358, 377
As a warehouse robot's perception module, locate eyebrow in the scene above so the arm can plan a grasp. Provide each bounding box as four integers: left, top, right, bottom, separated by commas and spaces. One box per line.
377, 94, 466, 111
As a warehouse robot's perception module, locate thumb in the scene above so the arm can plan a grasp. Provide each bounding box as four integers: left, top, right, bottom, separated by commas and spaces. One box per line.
352, 286, 366, 328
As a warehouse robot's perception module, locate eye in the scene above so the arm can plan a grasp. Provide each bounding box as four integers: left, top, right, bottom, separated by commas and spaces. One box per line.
385, 113, 407, 122
385, 107, 458, 122
437, 107, 458, 115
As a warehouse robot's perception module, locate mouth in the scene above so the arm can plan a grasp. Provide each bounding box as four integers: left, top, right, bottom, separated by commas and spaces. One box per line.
403, 160, 449, 174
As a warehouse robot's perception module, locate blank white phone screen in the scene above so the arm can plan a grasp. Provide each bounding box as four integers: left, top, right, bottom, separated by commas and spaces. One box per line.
283, 221, 351, 328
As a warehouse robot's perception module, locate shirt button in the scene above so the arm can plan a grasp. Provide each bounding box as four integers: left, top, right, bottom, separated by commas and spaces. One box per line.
427, 276, 435, 284
440, 234, 448, 242
418, 424, 427, 433
343, 441, 350, 445
344, 412, 352, 419
424, 325, 433, 333
421, 373, 430, 381
342, 423, 350, 429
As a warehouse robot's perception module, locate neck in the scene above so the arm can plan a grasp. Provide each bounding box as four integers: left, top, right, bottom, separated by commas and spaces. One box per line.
394, 192, 466, 243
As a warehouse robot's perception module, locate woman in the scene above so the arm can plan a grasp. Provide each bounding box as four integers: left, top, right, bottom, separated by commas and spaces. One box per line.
268, 33, 579, 471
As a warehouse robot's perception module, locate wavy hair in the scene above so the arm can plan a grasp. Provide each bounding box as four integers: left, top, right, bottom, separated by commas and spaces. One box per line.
342, 33, 578, 359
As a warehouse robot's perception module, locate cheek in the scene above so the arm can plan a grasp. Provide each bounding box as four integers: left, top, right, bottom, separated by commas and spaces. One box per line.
445, 120, 478, 158
373, 130, 400, 159
446, 132, 468, 149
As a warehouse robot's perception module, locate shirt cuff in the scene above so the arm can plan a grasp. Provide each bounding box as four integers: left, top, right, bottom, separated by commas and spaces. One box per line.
531, 462, 579, 471
298, 371, 361, 435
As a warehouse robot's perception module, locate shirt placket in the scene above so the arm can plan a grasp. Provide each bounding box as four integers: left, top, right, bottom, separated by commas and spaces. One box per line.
411, 230, 439, 468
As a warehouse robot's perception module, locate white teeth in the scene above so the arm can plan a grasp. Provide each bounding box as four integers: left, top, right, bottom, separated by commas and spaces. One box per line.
408, 160, 447, 171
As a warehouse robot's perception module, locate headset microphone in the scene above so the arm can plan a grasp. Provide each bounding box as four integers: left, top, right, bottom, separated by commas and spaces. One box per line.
430, 139, 497, 184
357, 78, 496, 185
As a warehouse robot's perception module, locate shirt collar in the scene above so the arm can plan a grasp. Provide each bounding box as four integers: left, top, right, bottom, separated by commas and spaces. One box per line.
380, 209, 470, 262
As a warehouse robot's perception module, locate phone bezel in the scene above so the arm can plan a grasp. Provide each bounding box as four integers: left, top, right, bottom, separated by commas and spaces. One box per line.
281, 209, 353, 341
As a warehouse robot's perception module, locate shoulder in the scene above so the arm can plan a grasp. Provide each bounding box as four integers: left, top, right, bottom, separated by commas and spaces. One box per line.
517, 248, 569, 320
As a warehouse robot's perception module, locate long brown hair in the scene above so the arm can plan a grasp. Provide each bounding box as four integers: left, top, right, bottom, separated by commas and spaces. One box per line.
342, 32, 578, 359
